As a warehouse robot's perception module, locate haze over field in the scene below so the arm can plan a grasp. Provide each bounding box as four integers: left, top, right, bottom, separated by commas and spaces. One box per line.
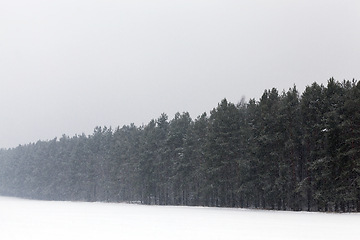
0, 197, 359, 240
1, 0, 360, 148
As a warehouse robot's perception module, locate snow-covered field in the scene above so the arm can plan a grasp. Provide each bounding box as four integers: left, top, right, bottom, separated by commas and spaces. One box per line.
0, 197, 359, 240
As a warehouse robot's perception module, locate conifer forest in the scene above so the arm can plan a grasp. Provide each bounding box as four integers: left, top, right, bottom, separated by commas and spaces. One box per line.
0, 78, 359, 212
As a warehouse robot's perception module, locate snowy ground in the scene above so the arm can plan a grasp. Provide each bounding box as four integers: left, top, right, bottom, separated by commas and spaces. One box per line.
0, 197, 359, 240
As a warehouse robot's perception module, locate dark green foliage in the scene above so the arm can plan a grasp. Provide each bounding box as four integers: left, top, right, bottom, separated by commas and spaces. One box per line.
205, 99, 244, 207
0, 78, 359, 212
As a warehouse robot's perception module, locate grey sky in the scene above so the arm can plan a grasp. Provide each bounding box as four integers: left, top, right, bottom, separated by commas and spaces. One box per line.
1, 0, 359, 148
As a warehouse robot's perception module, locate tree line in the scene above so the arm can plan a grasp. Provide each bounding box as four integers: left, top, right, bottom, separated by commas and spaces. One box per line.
0, 78, 359, 212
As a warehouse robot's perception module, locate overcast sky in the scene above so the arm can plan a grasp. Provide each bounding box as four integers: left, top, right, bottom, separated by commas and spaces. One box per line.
1, 0, 359, 148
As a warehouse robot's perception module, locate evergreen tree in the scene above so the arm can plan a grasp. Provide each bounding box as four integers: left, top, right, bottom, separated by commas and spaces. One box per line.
300, 81, 325, 211
205, 99, 243, 207
255, 88, 284, 209
167, 112, 192, 205
279, 86, 303, 210
182, 112, 208, 206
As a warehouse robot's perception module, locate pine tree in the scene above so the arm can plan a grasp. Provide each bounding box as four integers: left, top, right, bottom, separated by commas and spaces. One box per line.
182, 112, 208, 206
205, 99, 243, 207
279, 86, 303, 210
167, 112, 192, 205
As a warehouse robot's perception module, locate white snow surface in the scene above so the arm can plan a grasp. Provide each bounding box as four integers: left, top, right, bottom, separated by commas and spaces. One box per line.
0, 197, 359, 240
